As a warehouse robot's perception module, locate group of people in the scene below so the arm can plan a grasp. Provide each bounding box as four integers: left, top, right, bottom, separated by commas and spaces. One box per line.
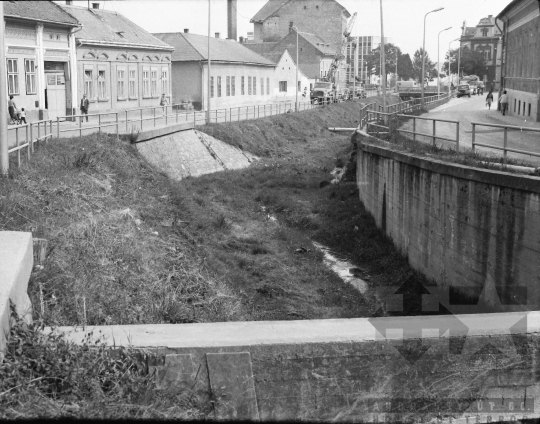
485, 89, 509, 116
7, 95, 27, 125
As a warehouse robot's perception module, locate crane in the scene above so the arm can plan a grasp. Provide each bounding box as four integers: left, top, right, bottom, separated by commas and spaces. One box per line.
324, 12, 357, 85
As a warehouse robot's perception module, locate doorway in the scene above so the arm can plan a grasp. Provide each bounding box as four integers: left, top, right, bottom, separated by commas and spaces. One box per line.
45, 72, 66, 120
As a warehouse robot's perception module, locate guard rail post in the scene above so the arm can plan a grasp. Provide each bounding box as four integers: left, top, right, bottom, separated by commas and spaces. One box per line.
126, 110, 129, 133
37, 122, 40, 148
15, 127, 19, 167
98, 114, 101, 135
25, 124, 30, 160
413, 117, 416, 142
503, 127, 508, 165
140, 109, 143, 130
193, 111, 196, 127
49, 120, 52, 142
456, 122, 460, 151
153, 107, 156, 127
79, 115, 82, 138
472, 124, 476, 152
57, 117, 60, 138
116, 113, 119, 140
432, 120, 436, 147
165, 106, 168, 126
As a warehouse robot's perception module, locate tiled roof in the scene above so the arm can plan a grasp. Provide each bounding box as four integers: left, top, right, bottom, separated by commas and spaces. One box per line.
152, 33, 276, 66
4, 1, 79, 26
242, 42, 280, 57
301, 33, 336, 55
251, 0, 350, 22
60, 5, 173, 50
462, 27, 476, 37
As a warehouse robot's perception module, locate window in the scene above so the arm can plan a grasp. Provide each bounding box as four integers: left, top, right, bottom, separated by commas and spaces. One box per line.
529, 103, 531, 117
231, 76, 236, 96
7, 59, 19, 95
253, 76, 257, 95
226, 76, 231, 96
84, 69, 93, 98
150, 67, 158, 97
143, 68, 150, 97
261, 78, 264, 96
210, 76, 214, 98
98, 69, 107, 99
117, 67, 126, 98
241, 76, 245, 95
24, 59, 36, 95
266, 77, 270, 95
248, 76, 252, 95
129, 68, 137, 98
161, 67, 168, 95
217, 76, 222, 97
481, 28, 488, 37
279, 81, 287, 92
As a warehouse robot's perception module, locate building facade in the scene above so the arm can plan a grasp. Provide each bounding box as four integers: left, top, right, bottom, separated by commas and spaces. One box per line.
60, 3, 173, 115
461, 15, 503, 90
4, 1, 79, 121
153, 32, 276, 110
346, 36, 390, 85
497, 0, 540, 121
250, 0, 350, 52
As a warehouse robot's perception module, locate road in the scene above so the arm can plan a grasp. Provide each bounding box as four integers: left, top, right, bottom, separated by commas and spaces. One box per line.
399, 94, 540, 165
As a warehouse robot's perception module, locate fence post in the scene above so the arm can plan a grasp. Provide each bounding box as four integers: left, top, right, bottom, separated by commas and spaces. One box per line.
116, 113, 119, 140
413, 117, 416, 142
79, 114, 82, 137
503, 127, 508, 165
15, 127, 19, 167
26, 124, 30, 160
140, 109, 143, 130
49, 120, 52, 142
165, 106, 168, 126
98, 114, 101, 135
56, 117, 60, 138
176, 106, 179, 123
455, 122, 460, 151
37, 122, 41, 147
432, 120, 436, 147
471, 124, 476, 152
153, 107, 156, 127
126, 110, 129, 133
193, 111, 196, 127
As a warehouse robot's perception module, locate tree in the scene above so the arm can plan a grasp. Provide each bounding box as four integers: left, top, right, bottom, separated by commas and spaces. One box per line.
366, 43, 404, 81
397, 53, 414, 81
442, 47, 487, 77
412, 48, 436, 83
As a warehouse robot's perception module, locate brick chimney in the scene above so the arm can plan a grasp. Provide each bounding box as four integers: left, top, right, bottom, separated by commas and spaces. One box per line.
239, 36, 244, 43
184, 29, 189, 33
92, 3, 99, 9
215, 32, 220, 39
66, 0, 73, 5
227, 0, 237, 41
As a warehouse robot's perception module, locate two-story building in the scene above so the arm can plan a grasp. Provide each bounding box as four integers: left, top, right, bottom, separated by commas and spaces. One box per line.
59, 2, 173, 114
460, 15, 503, 90
250, 0, 350, 52
4, 1, 80, 120
496, 0, 540, 121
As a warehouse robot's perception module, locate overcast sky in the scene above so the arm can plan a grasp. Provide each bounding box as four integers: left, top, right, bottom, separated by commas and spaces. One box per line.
64, 0, 509, 60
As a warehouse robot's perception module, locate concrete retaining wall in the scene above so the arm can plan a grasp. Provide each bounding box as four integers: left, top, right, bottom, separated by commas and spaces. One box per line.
356, 136, 540, 309
0, 232, 34, 358
53, 313, 540, 422
136, 126, 257, 181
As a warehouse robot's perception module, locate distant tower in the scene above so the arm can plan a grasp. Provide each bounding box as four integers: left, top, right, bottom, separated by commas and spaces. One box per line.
227, 0, 238, 41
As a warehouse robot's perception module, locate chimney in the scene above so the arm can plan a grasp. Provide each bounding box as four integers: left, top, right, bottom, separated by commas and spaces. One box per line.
184, 29, 189, 33
239, 36, 244, 43
227, 0, 238, 41
92, 3, 99, 9
66, 0, 72, 5
215, 32, 220, 39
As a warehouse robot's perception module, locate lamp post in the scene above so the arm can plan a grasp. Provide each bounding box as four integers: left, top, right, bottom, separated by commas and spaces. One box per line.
206, 0, 211, 124
448, 38, 459, 96
0, 1, 8, 176
437, 26, 451, 98
292, 26, 304, 111
380, 0, 387, 112
421, 7, 444, 108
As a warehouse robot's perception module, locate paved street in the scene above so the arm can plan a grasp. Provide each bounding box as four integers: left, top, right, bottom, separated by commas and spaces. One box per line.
399, 93, 540, 165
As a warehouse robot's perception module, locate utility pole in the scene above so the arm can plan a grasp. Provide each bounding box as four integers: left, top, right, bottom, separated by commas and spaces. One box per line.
421, 7, 444, 108
0, 2, 8, 176
295, 26, 299, 111
437, 27, 451, 98
380, 0, 386, 112
206, 0, 211, 124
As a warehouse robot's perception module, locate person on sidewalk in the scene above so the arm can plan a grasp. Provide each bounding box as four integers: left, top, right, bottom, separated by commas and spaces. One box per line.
486, 91, 494, 110
80, 94, 90, 122
499, 90, 508, 116
8, 95, 18, 124
18, 108, 27, 124
160, 94, 168, 107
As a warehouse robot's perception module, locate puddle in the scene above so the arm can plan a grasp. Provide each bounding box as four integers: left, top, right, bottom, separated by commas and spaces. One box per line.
312, 241, 368, 294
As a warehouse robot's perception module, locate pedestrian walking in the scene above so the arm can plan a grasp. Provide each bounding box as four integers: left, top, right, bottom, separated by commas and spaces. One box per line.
80, 94, 90, 122
486, 91, 494, 110
499, 90, 508, 116
160, 94, 168, 106
19, 107, 27, 124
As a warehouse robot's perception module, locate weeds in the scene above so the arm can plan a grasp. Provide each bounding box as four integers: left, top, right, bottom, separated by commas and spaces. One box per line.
212, 213, 231, 230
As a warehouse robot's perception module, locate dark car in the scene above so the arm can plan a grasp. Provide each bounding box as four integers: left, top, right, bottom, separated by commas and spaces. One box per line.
456, 84, 471, 98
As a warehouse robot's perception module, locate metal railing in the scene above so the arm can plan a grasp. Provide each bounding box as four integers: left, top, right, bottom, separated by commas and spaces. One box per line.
397, 114, 460, 149
7, 120, 54, 168
471, 122, 540, 163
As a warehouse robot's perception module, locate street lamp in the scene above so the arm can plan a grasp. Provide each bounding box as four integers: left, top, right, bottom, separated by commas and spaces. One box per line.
206, 0, 211, 124
292, 26, 299, 111
0, 1, 8, 176
380, 0, 387, 112
448, 38, 460, 96
421, 7, 444, 108
437, 26, 451, 98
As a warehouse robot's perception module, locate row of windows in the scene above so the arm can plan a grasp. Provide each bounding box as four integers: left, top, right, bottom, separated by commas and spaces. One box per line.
210, 76, 271, 98
83, 65, 169, 100
7, 58, 36, 96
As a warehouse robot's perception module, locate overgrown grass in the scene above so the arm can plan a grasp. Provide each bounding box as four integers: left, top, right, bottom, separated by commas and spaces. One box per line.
0, 302, 208, 419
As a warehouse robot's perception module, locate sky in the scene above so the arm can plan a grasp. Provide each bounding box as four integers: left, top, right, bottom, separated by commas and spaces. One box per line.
61, 0, 510, 60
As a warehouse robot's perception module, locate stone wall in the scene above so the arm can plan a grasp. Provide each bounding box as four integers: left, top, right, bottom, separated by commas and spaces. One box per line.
355, 136, 540, 309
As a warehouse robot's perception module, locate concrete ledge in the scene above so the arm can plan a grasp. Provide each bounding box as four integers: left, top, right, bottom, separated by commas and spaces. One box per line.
49, 313, 540, 421
0, 232, 34, 357
135, 122, 195, 143
360, 139, 540, 194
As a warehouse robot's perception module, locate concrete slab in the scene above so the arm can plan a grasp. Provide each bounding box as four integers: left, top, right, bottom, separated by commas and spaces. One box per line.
0, 231, 34, 358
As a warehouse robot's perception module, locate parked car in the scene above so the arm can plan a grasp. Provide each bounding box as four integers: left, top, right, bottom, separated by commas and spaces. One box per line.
456, 84, 471, 98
